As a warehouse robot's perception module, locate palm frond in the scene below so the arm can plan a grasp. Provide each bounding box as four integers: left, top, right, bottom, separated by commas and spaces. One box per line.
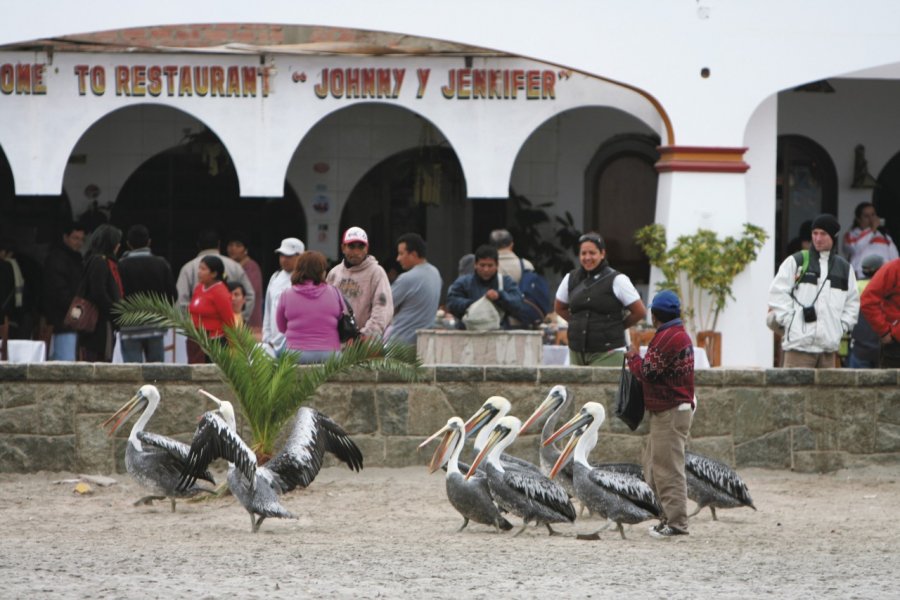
114, 292, 422, 455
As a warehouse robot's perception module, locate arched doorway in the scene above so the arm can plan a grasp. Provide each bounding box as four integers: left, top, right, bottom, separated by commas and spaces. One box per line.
775, 135, 837, 263
340, 145, 467, 290
112, 128, 306, 279
873, 149, 900, 243
584, 134, 660, 285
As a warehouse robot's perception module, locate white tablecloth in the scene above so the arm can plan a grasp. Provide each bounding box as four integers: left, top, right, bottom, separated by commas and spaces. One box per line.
5, 340, 47, 363
541, 345, 710, 369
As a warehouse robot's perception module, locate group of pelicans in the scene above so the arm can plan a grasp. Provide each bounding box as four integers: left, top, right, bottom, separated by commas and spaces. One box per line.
101, 383, 755, 537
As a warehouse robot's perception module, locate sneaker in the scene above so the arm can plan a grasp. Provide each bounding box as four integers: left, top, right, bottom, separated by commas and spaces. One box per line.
649, 525, 688, 538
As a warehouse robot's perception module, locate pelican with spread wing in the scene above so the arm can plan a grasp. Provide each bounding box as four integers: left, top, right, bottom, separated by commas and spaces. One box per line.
178, 390, 363, 532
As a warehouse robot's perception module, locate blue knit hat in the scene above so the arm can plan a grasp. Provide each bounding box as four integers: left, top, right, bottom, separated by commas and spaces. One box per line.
651, 290, 681, 315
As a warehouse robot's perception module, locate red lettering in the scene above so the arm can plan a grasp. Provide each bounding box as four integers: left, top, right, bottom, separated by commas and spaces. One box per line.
346, 68, 360, 98
416, 68, 430, 98
314, 68, 329, 98
114, 65, 129, 96
179, 66, 192, 96
90, 66, 105, 95
511, 70, 524, 99
16, 63, 31, 94
210, 66, 224, 97
391, 68, 405, 97
241, 66, 256, 96
362, 68, 376, 97
193, 66, 209, 96
73, 65, 89, 95
163, 66, 178, 96
226, 66, 240, 97
131, 65, 146, 96
330, 69, 344, 98
542, 70, 556, 99
147, 66, 162, 96
377, 69, 391, 98
472, 69, 486, 99
441, 69, 455, 99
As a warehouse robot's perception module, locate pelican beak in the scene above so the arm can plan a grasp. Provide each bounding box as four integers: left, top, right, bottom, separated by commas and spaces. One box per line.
544, 410, 593, 447
100, 391, 145, 435
520, 389, 564, 434
418, 423, 451, 451
463, 405, 496, 437
198, 388, 223, 407
549, 429, 582, 479
464, 426, 506, 481
427, 428, 457, 474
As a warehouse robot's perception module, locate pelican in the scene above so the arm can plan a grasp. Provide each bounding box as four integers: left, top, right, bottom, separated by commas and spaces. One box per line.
520, 385, 643, 498
419, 417, 513, 533
177, 390, 363, 533
685, 451, 756, 520
465, 416, 575, 536
545, 402, 662, 539
463, 396, 542, 475
101, 384, 215, 512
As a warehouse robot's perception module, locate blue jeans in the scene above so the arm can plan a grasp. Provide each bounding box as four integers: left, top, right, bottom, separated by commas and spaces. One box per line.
49, 332, 78, 361
297, 350, 339, 364
849, 352, 876, 369
120, 334, 165, 363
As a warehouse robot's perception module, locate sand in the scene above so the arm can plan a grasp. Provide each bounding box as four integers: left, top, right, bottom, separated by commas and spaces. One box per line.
1, 464, 898, 599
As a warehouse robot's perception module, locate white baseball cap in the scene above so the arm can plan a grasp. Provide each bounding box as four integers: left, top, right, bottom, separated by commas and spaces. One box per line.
342, 227, 369, 246
275, 237, 305, 256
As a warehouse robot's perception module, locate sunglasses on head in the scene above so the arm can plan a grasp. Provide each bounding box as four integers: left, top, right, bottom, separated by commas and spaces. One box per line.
578, 234, 604, 245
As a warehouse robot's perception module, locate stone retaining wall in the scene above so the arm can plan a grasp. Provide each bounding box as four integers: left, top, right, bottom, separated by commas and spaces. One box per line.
1, 363, 899, 474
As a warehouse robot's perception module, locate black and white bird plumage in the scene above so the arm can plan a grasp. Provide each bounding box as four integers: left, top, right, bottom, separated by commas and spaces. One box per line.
546, 402, 662, 539
466, 416, 576, 536
102, 384, 215, 512
178, 390, 363, 532
464, 396, 543, 476
420, 417, 513, 533
520, 385, 644, 498
685, 451, 756, 520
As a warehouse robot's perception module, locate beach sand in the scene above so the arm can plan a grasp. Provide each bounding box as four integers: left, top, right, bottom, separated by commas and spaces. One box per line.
1, 464, 898, 599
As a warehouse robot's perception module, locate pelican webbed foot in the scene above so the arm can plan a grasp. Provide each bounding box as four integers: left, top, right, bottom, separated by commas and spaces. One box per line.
616, 522, 627, 540
513, 523, 530, 537
545, 523, 565, 537
576, 531, 602, 541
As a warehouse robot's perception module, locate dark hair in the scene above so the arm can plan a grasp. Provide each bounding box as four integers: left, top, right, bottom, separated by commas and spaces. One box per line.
578, 232, 606, 252
651, 308, 678, 324
85, 224, 122, 260
474, 244, 499, 262
397, 232, 427, 258
197, 229, 220, 251
489, 229, 514, 249
226, 281, 246, 295
200, 255, 226, 282
126, 224, 150, 249
63, 221, 87, 236
854, 201, 877, 229
291, 251, 328, 285
226, 231, 250, 247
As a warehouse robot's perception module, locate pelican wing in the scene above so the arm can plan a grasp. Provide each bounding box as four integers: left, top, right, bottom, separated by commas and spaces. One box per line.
685, 452, 755, 507
136, 431, 215, 485
265, 407, 364, 494
503, 469, 576, 521
177, 412, 257, 491
588, 469, 661, 516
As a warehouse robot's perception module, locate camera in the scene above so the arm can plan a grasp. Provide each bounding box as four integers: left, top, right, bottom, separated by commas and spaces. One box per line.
802, 305, 817, 323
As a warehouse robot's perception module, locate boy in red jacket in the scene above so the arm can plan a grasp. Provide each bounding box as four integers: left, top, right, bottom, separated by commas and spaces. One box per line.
626, 290, 694, 538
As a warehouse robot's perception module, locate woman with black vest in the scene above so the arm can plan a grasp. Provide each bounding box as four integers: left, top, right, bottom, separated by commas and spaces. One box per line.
555, 232, 647, 366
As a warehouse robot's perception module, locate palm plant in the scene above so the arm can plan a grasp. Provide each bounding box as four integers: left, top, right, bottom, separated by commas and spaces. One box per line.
113, 292, 421, 460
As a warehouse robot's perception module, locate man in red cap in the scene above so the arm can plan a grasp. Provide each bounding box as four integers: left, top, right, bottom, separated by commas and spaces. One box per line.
768, 213, 859, 367
326, 227, 393, 338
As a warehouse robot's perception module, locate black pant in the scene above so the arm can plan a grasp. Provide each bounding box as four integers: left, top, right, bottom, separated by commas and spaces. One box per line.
880, 342, 900, 369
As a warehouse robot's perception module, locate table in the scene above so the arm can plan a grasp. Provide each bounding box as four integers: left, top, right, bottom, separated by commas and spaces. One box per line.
540, 345, 710, 369
5, 340, 47, 363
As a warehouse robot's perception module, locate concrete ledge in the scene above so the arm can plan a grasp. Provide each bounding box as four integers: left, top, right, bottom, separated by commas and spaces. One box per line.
1, 363, 896, 474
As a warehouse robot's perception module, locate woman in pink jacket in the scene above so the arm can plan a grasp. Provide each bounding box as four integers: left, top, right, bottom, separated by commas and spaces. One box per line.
276, 251, 343, 364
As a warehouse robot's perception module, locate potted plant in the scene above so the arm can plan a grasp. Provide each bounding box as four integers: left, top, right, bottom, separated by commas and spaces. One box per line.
634, 223, 768, 365
114, 293, 421, 461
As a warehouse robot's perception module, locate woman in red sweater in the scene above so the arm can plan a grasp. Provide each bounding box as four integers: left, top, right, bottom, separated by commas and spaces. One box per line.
189, 255, 234, 362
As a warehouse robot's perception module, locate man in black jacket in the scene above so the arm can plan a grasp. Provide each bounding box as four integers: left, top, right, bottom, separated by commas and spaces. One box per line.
117, 225, 176, 362
42, 222, 85, 361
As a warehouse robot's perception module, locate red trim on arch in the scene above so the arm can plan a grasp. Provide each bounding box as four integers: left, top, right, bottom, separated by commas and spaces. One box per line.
655, 146, 750, 173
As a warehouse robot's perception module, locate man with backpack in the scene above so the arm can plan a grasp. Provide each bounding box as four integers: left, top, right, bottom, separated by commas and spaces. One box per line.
489, 229, 551, 327
768, 213, 859, 368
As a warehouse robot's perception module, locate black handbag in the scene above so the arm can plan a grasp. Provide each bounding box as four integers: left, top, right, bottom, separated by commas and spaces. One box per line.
335, 289, 361, 343
615, 357, 645, 430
